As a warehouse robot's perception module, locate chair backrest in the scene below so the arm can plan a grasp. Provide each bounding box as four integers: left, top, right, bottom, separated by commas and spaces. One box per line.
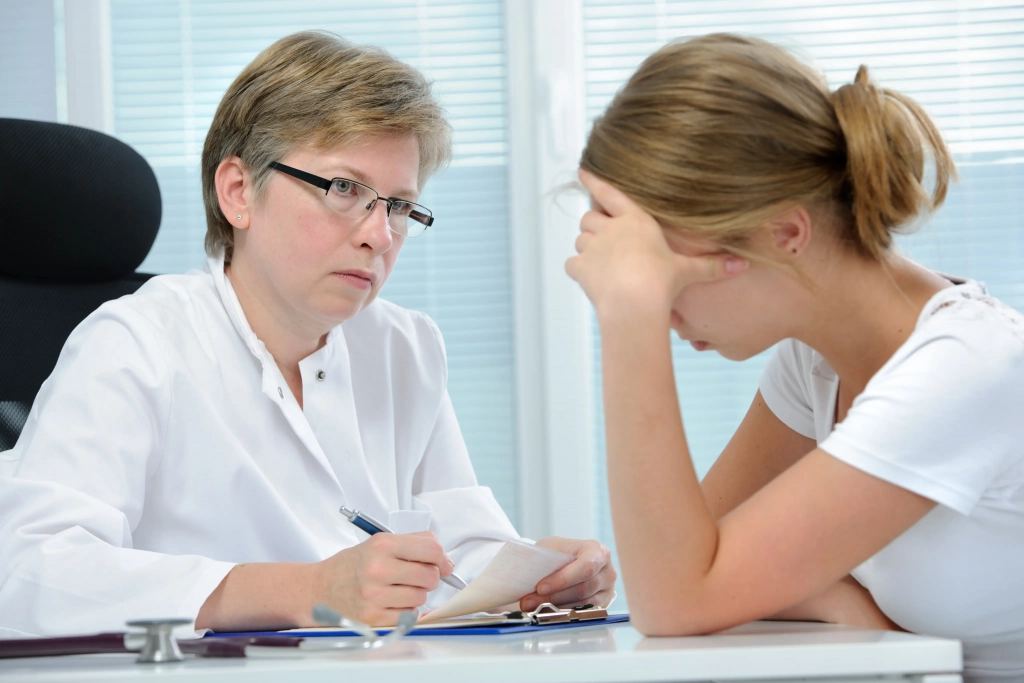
0, 118, 161, 451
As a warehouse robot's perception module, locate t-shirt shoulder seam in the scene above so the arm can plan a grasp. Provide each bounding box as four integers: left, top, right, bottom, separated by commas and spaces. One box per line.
820, 439, 979, 515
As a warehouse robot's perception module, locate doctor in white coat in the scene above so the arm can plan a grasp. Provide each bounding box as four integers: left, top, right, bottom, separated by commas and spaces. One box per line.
0, 30, 616, 636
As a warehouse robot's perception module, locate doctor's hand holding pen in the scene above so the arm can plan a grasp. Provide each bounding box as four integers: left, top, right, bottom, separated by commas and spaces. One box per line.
310, 530, 456, 627
196, 531, 454, 631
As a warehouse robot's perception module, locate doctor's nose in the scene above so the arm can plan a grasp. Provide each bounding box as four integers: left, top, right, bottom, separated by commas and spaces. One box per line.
356, 200, 395, 253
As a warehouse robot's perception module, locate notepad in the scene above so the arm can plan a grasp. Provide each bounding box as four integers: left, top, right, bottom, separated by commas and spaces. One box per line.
418, 539, 574, 623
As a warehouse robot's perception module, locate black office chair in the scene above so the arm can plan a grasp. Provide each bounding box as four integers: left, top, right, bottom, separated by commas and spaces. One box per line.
0, 118, 161, 451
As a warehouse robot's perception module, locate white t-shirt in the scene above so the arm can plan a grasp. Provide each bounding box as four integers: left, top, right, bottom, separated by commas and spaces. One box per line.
0, 253, 519, 638
759, 279, 1024, 682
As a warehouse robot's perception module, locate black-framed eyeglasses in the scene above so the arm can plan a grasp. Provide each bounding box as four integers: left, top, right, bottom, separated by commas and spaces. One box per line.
268, 161, 433, 238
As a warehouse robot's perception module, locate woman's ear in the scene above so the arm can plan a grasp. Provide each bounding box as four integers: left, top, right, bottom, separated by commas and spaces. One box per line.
215, 156, 252, 230
763, 205, 813, 259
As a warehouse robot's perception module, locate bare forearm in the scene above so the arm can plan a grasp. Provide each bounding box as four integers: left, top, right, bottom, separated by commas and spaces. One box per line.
598, 311, 718, 630
770, 576, 903, 631
195, 562, 313, 632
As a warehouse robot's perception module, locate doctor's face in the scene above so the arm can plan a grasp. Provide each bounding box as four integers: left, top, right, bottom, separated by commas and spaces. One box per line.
246, 136, 420, 326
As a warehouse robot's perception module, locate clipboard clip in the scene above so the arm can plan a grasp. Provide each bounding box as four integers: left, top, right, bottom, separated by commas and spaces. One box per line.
519, 603, 609, 625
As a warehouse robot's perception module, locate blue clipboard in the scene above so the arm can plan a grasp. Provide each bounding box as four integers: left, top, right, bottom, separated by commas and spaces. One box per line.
209, 614, 630, 638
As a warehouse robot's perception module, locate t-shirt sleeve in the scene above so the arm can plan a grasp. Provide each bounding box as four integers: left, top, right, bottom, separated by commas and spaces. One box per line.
759, 339, 817, 440
820, 321, 1024, 515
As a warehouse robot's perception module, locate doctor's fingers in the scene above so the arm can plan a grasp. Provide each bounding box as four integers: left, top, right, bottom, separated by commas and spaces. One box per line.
361, 584, 429, 611
537, 542, 613, 596
360, 554, 443, 590
362, 603, 426, 628
369, 531, 453, 572
541, 573, 615, 609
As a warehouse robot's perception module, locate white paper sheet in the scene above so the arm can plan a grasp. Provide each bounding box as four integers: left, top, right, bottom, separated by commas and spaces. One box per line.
418, 539, 574, 623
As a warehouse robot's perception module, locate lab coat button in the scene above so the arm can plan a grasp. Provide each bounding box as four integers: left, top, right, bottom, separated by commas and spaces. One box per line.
316, 370, 326, 381
277, 387, 284, 399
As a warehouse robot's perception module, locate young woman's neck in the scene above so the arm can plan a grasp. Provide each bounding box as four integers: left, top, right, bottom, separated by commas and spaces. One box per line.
794, 251, 952, 396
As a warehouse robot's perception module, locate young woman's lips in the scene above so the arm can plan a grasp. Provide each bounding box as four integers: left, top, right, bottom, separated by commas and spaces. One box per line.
335, 271, 374, 290
690, 340, 709, 351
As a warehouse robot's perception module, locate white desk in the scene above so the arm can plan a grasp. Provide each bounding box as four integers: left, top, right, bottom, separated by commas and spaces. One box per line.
0, 621, 962, 683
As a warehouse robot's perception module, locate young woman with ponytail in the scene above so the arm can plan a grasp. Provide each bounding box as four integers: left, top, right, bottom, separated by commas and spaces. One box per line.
567, 34, 1023, 681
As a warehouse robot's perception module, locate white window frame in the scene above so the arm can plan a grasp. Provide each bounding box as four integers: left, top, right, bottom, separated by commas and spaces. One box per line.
505, 0, 595, 541
62, 0, 113, 134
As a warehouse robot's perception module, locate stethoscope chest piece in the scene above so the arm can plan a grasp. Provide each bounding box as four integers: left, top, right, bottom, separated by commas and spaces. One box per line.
125, 618, 193, 663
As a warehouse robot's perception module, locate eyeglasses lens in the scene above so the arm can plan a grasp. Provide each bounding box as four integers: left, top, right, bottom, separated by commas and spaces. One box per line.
324, 178, 430, 237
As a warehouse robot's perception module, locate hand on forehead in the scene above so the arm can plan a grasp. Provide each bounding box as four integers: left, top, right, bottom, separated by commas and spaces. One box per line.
580, 168, 724, 258
579, 168, 635, 217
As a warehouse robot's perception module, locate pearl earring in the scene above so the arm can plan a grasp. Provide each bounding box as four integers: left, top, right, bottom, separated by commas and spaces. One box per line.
236, 215, 242, 221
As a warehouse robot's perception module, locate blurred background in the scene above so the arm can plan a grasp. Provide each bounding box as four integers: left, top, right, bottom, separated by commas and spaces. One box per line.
2, 0, 1022, 607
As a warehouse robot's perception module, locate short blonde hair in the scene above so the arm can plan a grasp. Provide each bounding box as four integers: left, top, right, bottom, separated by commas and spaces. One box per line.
581, 33, 956, 261
201, 31, 452, 258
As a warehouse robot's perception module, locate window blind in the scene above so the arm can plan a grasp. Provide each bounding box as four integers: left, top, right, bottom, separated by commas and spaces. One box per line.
583, 0, 1024, 595
107, 0, 518, 522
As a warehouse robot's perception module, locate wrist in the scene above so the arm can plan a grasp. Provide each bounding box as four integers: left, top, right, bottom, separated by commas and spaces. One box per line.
595, 295, 672, 329
302, 561, 323, 626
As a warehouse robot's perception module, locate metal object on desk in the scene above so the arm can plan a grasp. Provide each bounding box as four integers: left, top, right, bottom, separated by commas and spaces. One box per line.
0, 618, 196, 663
125, 618, 192, 663
510, 602, 610, 625
306, 603, 417, 651
0, 622, 302, 661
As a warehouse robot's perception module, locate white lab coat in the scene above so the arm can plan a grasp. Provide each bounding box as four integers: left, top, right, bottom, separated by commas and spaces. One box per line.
0, 254, 519, 638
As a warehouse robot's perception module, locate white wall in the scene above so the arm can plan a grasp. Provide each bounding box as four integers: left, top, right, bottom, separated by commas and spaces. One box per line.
0, 2, 58, 121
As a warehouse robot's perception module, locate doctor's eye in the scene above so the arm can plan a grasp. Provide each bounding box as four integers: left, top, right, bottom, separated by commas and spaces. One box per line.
330, 179, 358, 196
389, 200, 413, 216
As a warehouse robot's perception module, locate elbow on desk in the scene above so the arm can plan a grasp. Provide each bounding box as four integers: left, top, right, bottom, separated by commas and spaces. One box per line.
629, 595, 740, 638
632, 614, 715, 638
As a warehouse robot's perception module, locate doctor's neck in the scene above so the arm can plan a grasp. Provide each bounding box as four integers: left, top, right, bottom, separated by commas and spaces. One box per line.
224, 257, 329, 405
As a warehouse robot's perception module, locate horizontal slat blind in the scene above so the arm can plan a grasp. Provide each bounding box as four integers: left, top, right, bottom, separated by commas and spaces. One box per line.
584, 0, 1024, 600
585, 1, 1024, 157
108, 0, 518, 522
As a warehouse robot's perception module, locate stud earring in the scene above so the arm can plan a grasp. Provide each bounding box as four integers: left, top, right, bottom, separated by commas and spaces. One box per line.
236, 215, 242, 221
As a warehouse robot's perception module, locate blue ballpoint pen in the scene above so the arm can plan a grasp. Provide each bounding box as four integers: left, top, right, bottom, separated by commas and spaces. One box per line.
339, 506, 468, 590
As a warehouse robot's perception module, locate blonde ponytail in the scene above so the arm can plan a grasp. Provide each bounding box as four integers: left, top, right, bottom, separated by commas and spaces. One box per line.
831, 65, 956, 259
581, 34, 957, 261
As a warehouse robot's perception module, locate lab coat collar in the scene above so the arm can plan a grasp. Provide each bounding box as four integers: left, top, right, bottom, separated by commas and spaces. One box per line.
204, 251, 349, 499
205, 251, 347, 372
206, 252, 270, 368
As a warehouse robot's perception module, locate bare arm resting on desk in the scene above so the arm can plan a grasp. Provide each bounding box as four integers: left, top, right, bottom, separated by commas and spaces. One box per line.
566, 170, 936, 636
701, 392, 900, 631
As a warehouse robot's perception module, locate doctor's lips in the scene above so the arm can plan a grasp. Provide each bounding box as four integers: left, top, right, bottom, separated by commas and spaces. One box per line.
334, 269, 377, 289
